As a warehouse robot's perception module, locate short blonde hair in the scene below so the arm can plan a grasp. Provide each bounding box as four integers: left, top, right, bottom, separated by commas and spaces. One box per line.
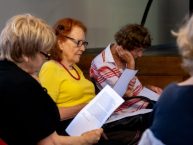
0, 14, 56, 62
172, 15, 193, 75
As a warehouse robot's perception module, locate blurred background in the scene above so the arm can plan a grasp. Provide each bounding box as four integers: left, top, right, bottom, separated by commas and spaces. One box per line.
0, 0, 190, 51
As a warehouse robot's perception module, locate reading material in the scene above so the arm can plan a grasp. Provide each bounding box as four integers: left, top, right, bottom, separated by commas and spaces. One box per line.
113, 68, 159, 101
113, 69, 138, 97
66, 69, 160, 135
138, 87, 159, 101
65, 85, 124, 136
105, 69, 160, 123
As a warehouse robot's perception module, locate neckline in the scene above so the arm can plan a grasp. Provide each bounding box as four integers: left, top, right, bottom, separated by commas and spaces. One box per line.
58, 61, 80, 80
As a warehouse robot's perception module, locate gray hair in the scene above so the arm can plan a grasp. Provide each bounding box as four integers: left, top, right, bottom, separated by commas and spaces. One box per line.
0, 14, 56, 62
172, 15, 193, 75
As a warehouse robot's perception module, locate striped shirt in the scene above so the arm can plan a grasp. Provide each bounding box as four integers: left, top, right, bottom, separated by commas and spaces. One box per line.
90, 43, 148, 113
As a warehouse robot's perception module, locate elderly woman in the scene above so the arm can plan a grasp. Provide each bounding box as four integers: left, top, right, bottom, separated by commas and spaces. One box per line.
0, 14, 102, 145
138, 15, 193, 145
39, 18, 94, 121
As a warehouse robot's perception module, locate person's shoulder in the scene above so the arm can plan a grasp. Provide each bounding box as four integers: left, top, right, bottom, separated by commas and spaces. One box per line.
39, 60, 61, 76
159, 83, 177, 98
165, 83, 177, 89
91, 51, 105, 67
41, 60, 60, 69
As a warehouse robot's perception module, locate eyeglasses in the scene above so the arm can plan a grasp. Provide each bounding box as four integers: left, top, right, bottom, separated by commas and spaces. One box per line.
40, 51, 51, 60
64, 36, 88, 47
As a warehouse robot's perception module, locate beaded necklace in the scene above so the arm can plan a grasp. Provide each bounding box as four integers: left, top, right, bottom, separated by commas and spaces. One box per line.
59, 62, 80, 80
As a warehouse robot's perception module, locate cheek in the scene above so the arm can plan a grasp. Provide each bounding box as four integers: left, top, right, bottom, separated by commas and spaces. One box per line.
69, 48, 79, 57
130, 51, 136, 58
34, 56, 44, 69
137, 51, 143, 57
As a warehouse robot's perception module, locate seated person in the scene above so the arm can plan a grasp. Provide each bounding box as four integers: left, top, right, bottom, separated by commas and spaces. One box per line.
138, 14, 193, 145
0, 13, 102, 145
39, 18, 141, 145
90, 24, 162, 112
39, 18, 94, 121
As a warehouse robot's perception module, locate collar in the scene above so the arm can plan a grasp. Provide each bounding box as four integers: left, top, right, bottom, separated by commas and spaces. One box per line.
103, 43, 115, 63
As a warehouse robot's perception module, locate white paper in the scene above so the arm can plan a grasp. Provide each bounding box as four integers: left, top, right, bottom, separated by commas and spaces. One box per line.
138, 87, 160, 101
65, 85, 124, 136
106, 109, 153, 123
113, 68, 159, 101
104, 70, 160, 124
113, 69, 138, 97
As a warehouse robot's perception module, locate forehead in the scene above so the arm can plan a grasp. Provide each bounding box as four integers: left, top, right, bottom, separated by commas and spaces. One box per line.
69, 26, 85, 39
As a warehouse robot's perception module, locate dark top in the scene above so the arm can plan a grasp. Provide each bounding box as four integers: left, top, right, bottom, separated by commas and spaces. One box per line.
150, 83, 193, 145
0, 60, 60, 145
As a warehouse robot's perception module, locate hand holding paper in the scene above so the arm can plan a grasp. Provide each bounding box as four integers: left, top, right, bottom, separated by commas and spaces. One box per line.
65, 85, 124, 136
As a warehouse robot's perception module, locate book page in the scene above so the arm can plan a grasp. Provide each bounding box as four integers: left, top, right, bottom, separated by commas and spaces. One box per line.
138, 87, 160, 101
113, 69, 138, 97
65, 85, 124, 136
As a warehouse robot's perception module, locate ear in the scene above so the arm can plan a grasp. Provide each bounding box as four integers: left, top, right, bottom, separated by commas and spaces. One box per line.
22, 55, 29, 62
57, 39, 64, 51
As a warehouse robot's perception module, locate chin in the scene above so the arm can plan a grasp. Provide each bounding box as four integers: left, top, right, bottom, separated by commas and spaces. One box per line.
72, 59, 79, 64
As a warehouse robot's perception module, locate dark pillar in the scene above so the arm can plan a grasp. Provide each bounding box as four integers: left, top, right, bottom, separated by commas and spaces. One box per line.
190, 0, 193, 15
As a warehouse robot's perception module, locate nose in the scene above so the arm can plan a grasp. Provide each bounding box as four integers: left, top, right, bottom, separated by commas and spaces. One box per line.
138, 51, 143, 57
80, 45, 86, 52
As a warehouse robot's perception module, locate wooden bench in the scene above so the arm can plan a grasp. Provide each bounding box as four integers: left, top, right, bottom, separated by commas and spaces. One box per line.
78, 49, 189, 89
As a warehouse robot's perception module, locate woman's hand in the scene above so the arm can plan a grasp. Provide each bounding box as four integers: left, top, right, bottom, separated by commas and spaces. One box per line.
147, 85, 163, 95
81, 128, 103, 145
116, 46, 135, 69
37, 129, 103, 145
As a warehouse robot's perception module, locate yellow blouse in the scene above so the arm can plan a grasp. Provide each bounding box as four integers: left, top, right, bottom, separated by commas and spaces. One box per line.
39, 60, 95, 107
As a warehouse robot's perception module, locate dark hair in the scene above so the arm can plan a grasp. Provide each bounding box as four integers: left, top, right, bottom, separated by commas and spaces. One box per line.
50, 18, 87, 61
114, 24, 151, 51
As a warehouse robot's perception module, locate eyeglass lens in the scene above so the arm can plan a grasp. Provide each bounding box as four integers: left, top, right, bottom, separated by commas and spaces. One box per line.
64, 36, 88, 47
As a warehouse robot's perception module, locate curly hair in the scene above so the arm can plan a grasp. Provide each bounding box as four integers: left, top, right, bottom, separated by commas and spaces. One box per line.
172, 15, 193, 75
50, 18, 87, 61
114, 24, 151, 51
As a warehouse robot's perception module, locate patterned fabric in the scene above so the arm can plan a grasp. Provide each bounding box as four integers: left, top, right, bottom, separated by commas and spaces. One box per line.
90, 43, 147, 113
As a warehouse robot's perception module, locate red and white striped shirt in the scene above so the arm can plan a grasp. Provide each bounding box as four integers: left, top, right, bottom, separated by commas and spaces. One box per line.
90, 43, 148, 113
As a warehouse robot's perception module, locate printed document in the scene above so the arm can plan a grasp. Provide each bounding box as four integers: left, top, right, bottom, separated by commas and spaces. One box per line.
65, 85, 124, 136
113, 69, 138, 97
113, 68, 159, 101
138, 87, 159, 101
105, 69, 160, 123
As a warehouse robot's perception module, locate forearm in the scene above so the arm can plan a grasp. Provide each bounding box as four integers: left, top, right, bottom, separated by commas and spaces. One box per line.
59, 104, 87, 120
37, 131, 91, 145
